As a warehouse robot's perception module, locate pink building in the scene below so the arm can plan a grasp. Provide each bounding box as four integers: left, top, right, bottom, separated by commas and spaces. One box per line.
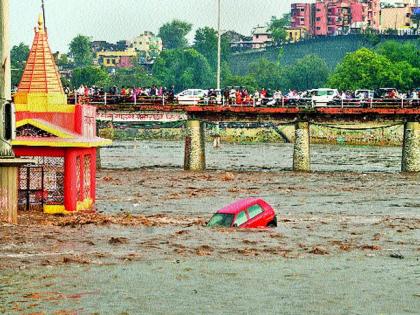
251, 26, 273, 49
314, 1, 328, 35
291, 3, 312, 31
351, 2, 364, 23
291, 0, 380, 36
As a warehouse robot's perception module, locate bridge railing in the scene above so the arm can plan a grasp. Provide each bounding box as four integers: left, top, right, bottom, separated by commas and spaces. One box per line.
69, 93, 170, 106
67, 93, 420, 109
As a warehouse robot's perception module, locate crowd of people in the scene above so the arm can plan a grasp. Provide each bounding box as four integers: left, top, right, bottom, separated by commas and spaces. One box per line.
70, 85, 177, 103
65, 84, 420, 106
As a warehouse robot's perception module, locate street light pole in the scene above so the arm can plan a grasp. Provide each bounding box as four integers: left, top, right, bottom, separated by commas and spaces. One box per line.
0, 0, 11, 103
216, 0, 221, 90
0, 0, 23, 224
0, 0, 13, 158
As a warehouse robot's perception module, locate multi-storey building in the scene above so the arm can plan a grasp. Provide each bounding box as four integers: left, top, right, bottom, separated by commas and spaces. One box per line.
96, 48, 137, 68
131, 31, 163, 64
291, 0, 380, 36
381, 1, 417, 31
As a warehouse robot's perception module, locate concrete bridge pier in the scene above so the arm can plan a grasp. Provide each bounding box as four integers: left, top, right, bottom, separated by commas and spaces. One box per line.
96, 148, 101, 170
184, 120, 206, 171
293, 121, 311, 172
402, 122, 420, 172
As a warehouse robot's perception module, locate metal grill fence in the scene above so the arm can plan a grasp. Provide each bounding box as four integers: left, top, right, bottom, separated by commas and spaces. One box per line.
18, 157, 64, 211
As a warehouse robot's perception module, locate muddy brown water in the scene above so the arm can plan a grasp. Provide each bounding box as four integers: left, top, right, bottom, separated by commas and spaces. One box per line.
1, 141, 419, 314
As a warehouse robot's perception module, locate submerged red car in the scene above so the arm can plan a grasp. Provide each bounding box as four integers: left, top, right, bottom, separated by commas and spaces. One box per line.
207, 198, 277, 228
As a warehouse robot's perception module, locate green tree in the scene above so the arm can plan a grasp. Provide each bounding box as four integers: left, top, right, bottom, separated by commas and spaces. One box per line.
269, 14, 291, 45
61, 77, 71, 88
108, 67, 161, 89
71, 66, 109, 88
10, 43, 30, 87
327, 48, 416, 90
376, 40, 420, 68
362, 27, 380, 46
223, 74, 258, 92
69, 35, 94, 67
284, 54, 329, 90
193, 27, 230, 69
385, 61, 420, 91
248, 58, 283, 90
57, 53, 73, 69
158, 20, 192, 50
153, 48, 212, 91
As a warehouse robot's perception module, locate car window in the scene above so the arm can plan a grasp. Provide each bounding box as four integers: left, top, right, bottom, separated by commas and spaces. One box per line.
247, 204, 264, 219
234, 211, 247, 226
207, 213, 234, 227
315, 90, 327, 96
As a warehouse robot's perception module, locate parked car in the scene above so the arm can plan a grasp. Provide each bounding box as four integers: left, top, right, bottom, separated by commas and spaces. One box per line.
310, 88, 340, 107
355, 89, 374, 100
175, 89, 208, 105
207, 198, 277, 228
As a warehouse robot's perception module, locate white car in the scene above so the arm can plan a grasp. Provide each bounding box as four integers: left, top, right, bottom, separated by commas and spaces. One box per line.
355, 90, 374, 100
175, 89, 208, 105
310, 88, 339, 107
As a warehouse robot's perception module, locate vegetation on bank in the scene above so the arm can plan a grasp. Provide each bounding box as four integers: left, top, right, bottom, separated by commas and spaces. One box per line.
10, 17, 420, 92
100, 124, 404, 147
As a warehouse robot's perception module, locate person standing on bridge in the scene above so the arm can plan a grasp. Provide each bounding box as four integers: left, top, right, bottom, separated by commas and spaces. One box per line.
261, 88, 267, 98
223, 88, 229, 105
235, 90, 242, 105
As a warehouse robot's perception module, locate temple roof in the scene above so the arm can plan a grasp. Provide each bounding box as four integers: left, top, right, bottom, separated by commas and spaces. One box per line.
13, 118, 111, 148
17, 15, 64, 95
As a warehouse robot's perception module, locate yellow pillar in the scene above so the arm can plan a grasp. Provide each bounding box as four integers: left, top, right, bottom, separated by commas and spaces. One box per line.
293, 121, 311, 172
402, 122, 420, 172
0, 165, 18, 224
184, 120, 206, 171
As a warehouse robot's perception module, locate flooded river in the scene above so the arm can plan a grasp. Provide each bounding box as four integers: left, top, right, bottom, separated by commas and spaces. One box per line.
1, 141, 419, 314
103, 140, 402, 173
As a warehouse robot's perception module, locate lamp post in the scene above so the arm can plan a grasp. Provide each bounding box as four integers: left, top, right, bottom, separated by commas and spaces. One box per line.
216, 0, 221, 90
0, 0, 12, 158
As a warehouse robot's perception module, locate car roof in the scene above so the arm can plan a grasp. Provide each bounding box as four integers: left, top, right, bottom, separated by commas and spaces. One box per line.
216, 197, 264, 214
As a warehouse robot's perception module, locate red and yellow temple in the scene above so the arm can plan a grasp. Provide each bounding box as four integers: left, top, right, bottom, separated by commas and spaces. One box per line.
12, 15, 111, 214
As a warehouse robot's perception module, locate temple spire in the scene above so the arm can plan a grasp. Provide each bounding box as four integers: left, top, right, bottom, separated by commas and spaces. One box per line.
37, 13, 44, 33
14, 13, 66, 107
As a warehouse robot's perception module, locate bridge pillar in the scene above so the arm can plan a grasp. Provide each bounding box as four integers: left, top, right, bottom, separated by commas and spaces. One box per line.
402, 122, 420, 172
96, 148, 101, 170
184, 120, 206, 171
293, 121, 311, 172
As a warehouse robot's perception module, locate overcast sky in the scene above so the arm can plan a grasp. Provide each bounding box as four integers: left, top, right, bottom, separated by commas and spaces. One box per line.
10, 0, 297, 52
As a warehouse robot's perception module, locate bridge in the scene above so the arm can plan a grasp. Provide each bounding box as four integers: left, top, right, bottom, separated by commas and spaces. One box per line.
89, 99, 420, 173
